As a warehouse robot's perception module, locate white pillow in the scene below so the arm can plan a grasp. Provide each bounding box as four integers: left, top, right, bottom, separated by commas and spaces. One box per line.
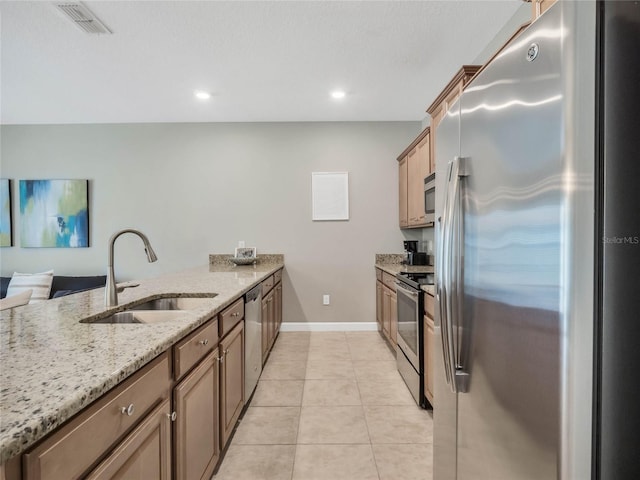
6, 270, 54, 304
0, 289, 33, 311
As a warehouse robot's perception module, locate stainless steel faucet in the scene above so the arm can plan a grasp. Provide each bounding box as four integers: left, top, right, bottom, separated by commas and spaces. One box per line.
105, 229, 158, 307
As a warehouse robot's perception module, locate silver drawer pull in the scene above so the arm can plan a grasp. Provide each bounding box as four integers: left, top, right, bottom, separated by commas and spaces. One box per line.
200, 339, 209, 346
231, 312, 240, 317
121, 404, 135, 416
167, 411, 177, 422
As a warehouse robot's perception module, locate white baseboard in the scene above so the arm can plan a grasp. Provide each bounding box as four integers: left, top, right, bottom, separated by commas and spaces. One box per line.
279, 322, 378, 332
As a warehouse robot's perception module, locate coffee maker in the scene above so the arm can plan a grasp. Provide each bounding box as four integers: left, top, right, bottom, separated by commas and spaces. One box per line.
403, 240, 428, 265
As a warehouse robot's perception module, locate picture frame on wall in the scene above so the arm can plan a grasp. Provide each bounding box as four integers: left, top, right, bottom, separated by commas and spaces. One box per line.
234, 247, 257, 259
0, 179, 13, 247
19, 179, 89, 248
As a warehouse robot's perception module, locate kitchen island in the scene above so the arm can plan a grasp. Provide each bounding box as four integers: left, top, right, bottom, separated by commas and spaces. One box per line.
0, 255, 284, 476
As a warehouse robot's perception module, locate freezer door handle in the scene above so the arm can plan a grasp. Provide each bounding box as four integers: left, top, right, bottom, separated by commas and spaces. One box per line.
450, 156, 469, 393
439, 156, 471, 393
438, 159, 456, 390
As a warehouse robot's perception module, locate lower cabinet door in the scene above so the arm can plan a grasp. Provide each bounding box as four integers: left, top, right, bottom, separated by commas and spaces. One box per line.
376, 281, 383, 332
85, 399, 172, 480
425, 317, 435, 404
275, 283, 283, 332
261, 296, 269, 363
173, 351, 220, 480
382, 287, 391, 339
220, 321, 245, 446
390, 290, 398, 346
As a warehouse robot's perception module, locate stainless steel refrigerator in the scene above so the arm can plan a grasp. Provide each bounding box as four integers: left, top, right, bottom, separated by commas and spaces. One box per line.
434, 1, 640, 479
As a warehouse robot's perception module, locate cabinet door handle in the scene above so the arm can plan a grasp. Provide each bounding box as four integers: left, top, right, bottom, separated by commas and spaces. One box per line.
200, 339, 209, 346
121, 404, 135, 416
167, 411, 177, 422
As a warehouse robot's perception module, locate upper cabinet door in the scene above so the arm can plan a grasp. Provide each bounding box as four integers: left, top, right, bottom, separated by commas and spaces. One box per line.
398, 127, 431, 229
398, 156, 409, 228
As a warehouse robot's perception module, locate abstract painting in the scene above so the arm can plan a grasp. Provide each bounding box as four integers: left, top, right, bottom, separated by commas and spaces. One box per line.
19, 179, 89, 248
0, 179, 12, 247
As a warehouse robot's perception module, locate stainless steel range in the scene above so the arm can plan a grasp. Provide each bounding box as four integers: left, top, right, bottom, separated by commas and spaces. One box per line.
395, 271, 433, 408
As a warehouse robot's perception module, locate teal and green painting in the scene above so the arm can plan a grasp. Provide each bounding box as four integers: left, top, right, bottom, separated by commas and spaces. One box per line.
0, 179, 12, 247
19, 180, 89, 248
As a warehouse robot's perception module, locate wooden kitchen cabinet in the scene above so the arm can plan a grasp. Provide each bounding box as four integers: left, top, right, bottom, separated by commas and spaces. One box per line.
390, 289, 398, 346
381, 286, 391, 339
380, 272, 398, 347
376, 278, 383, 333
23, 353, 171, 480
423, 292, 436, 405
219, 321, 244, 447
398, 127, 431, 228
427, 66, 481, 173
531, 0, 556, 20
261, 270, 283, 363
173, 350, 220, 480
85, 399, 172, 480
261, 291, 271, 363
398, 156, 409, 228
274, 282, 282, 332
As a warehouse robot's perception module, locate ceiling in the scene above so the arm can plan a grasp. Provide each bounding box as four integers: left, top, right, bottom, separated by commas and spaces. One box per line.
0, 1, 523, 125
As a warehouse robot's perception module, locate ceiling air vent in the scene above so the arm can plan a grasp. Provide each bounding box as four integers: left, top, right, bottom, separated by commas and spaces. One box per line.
55, 2, 112, 34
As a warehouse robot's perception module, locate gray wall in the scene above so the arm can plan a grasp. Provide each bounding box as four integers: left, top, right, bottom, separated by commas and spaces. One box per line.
0, 121, 421, 324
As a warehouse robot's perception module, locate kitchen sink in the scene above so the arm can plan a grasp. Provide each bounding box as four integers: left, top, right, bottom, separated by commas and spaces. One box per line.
81, 310, 189, 324
80, 293, 218, 324
127, 294, 218, 311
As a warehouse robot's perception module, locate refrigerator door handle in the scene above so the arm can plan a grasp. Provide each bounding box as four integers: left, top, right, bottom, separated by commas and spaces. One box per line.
440, 159, 458, 391
450, 156, 470, 393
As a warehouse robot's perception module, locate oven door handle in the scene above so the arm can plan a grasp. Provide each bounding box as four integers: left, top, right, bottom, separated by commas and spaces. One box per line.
394, 282, 420, 298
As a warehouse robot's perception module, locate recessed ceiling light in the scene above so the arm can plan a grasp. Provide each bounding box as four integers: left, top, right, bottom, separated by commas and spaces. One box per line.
194, 91, 211, 100
331, 90, 346, 99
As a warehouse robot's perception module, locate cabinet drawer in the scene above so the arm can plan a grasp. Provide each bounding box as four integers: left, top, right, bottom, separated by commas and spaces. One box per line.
424, 293, 435, 318
382, 272, 396, 290
85, 399, 171, 480
23, 353, 171, 480
375, 268, 382, 281
174, 319, 218, 381
274, 269, 282, 284
261, 275, 275, 296
219, 298, 244, 338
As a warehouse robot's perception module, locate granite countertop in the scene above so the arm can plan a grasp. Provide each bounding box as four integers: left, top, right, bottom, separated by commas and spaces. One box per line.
375, 253, 435, 296
374, 253, 434, 276
0, 256, 283, 464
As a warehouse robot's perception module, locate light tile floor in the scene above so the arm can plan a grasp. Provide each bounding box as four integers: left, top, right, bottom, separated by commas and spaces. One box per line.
213, 331, 434, 480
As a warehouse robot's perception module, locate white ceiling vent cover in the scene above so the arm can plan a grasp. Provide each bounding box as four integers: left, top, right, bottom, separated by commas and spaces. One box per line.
55, 3, 112, 34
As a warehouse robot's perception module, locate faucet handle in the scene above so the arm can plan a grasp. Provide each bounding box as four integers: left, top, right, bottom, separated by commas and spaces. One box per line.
116, 282, 140, 293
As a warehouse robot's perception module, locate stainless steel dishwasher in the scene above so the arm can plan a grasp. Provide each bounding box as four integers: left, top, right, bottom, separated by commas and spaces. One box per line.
244, 284, 262, 403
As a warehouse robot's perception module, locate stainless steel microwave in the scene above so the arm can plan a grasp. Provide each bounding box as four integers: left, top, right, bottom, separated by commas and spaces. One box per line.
424, 173, 435, 224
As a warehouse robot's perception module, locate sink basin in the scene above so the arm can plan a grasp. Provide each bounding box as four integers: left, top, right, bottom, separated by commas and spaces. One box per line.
82, 311, 188, 324
127, 295, 218, 311
80, 293, 218, 324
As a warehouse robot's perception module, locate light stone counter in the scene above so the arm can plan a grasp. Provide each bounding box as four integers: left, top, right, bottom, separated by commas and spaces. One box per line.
0, 258, 283, 464
375, 253, 434, 277
375, 253, 435, 296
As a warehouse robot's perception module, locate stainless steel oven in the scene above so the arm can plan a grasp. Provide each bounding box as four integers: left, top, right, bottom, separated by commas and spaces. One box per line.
395, 271, 431, 408
424, 172, 436, 224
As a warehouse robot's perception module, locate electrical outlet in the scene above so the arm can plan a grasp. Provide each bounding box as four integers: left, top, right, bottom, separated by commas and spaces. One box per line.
323, 294, 330, 305
238, 240, 245, 248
